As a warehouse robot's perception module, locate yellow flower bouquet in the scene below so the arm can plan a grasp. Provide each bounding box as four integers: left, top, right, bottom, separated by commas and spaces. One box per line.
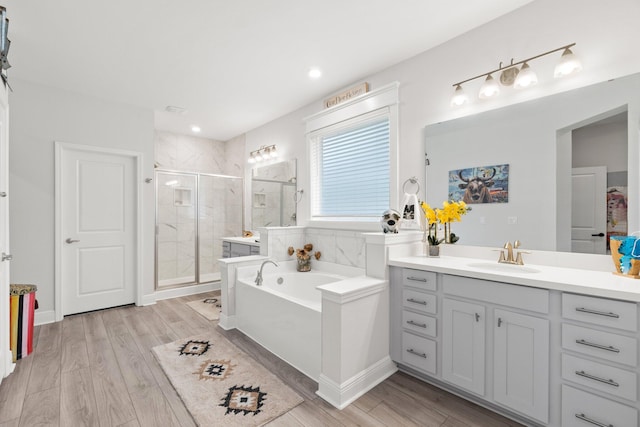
420, 200, 470, 245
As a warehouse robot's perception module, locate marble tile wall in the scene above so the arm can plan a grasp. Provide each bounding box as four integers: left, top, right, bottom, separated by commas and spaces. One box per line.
260, 227, 366, 269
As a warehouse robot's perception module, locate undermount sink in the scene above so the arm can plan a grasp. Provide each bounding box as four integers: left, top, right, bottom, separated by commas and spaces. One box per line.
466, 262, 541, 274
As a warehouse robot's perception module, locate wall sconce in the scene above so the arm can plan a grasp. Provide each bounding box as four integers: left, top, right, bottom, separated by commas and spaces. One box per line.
248, 145, 278, 164
451, 43, 581, 106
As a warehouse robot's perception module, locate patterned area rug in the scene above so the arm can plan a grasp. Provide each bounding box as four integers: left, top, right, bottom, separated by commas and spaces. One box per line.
153, 334, 303, 426
187, 297, 221, 321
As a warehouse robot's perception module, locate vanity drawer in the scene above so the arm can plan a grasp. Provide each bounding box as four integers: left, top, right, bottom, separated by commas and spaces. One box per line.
562, 293, 637, 332
402, 310, 436, 338
402, 289, 437, 315
561, 385, 637, 427
562, 353, 637, 401
442, 275, 548, 314
402, 269, 436, 291
402, 331, 436, 374
562, 323, 637, 366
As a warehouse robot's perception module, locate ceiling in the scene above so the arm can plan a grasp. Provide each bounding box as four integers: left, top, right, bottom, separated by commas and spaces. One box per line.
3, 0, 532, 141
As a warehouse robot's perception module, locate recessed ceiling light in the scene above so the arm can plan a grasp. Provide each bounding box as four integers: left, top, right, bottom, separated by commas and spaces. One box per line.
191, 126, 201, 133
308, 68, 322, 79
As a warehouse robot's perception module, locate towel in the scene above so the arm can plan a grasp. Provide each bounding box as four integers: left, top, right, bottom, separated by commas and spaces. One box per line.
400, 192, 421, 229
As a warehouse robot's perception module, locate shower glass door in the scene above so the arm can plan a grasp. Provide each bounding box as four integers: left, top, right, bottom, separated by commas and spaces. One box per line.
155, 171, 244, 289
156, 172, 198, 288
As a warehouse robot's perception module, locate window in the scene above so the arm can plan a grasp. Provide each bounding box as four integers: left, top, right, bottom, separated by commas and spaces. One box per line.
310, 112, 390, 219
305, 82, 399, 226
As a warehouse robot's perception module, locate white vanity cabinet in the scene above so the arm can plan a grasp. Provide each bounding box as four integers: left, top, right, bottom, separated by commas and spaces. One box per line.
390, 267, 550, 426
442, 298, 485, 395
442, 275, 550, 424
560, 293, 638, 427
389, 257, 640, 427
391, 268, 438, 375
493, 308, 549, 422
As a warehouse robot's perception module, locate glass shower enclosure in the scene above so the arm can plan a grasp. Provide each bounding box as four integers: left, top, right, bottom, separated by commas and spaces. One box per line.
155, 171, 243, 288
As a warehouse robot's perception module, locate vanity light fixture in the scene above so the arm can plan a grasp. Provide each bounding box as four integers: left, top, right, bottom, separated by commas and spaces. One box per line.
451, 84, 468, 106
513, 62, 538, 89
554, 47, 582, 78
478, 74, 500, 99
451, 43, 581, 106
248, 145, 278, 163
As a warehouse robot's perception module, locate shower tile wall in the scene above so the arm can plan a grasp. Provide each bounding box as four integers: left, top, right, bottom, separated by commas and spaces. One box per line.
252, 181, 282, 227
155, 131, 226, 174
199, 175, 243, 282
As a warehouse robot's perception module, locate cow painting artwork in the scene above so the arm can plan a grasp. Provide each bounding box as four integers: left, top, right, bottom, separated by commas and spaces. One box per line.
448, 164, 509, 204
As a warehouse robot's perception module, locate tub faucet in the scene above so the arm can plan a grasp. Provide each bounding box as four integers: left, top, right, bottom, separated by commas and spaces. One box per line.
255, 260, 279, 286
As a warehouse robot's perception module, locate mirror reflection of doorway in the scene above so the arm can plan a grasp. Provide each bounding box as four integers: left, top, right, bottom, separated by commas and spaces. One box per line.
570, 111, 628, 254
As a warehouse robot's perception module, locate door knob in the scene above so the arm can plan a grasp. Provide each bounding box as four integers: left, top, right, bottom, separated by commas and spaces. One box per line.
65, 238, 80, 244
591, 232, 605, 237
1, 252, 12, 261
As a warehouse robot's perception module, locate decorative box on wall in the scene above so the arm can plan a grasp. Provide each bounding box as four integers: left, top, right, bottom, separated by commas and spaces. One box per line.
222, 237, 260, 258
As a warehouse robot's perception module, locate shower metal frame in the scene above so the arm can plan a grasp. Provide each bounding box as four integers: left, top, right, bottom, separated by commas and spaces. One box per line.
154, 169, 244, 290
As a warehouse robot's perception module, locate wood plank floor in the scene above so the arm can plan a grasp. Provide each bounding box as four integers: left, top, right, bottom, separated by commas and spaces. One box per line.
0, 292, 523, 427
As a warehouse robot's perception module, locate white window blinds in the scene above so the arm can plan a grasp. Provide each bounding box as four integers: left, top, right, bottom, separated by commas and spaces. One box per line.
310, 115, 390, 218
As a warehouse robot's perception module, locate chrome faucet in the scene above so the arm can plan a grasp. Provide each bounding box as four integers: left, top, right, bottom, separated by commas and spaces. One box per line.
255, 260, 279, 286
498, 240, 530, 265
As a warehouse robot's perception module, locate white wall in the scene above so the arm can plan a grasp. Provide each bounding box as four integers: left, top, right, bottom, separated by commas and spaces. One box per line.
573, 120, 627, 172
9, 79, 155, 320
241, 0, 640, 231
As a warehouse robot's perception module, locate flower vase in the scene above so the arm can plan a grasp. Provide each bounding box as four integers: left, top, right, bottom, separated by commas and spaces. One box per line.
428, 244, 440, 257
297, 257, 311, 272
444, 222, 451, 244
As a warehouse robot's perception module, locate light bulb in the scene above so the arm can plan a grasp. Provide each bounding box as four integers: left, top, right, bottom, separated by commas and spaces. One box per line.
270, 146, 278, 157
478, 74, 500, 99
451, 84, 468, 106
248, 153, 256, 164
554, 48, 582, 78
514, 62, 538, 89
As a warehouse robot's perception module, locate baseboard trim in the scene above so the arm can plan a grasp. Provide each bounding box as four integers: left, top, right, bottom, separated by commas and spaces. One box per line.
218, 313, 236, 330
152, 283, 217, 302
34, 310, 56, 326
316, 356, 397, 409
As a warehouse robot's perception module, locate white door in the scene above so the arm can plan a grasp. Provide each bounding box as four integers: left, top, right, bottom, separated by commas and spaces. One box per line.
571, 166, 607, 254
57, 143, 139, 316
0, 83, 11, 382
493, 309, 549, 424
442, 298, 485, 395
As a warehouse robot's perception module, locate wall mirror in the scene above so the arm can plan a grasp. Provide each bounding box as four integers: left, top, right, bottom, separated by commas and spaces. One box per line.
251, 159, 297, 228
424, 72, 640, 254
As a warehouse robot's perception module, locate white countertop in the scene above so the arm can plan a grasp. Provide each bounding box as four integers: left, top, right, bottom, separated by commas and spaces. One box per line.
389, 255, 640, 302
222, 236, 260, 246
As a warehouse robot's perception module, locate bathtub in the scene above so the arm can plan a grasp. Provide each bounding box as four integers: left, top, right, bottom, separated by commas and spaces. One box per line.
235, 260, 364, 381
